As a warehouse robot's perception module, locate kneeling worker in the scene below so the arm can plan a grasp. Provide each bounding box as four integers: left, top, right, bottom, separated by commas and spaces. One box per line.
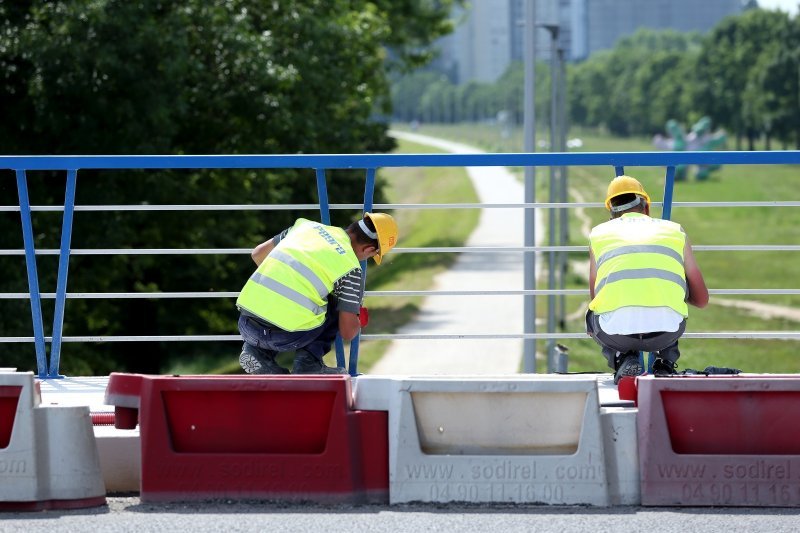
236, 213, 398, 374
586, 176, 708, 384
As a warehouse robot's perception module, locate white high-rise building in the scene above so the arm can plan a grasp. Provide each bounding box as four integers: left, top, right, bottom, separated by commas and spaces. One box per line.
436, 0, 558, 84
433, 0, 746, 84
580, 0, 745, 58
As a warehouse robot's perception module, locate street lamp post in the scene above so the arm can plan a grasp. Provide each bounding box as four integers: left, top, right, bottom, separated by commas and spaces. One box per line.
522, 0, 537, 373
539, 22, 560, 373
557, 46, 569, 333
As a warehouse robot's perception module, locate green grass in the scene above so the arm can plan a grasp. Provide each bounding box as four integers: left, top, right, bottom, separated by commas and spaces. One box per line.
399, 122, 800, 374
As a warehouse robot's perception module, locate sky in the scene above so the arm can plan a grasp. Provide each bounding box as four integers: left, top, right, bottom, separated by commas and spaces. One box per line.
757, 0, 799, 15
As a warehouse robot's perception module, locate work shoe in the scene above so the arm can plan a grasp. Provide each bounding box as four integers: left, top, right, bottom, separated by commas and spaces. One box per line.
239, 343, 290, 375
614, 353, 643, 385
652, 357, 678, 377
292, 351, 347, 375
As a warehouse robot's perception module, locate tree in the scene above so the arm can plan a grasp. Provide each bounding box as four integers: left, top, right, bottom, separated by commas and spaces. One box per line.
567, 29, 701, 136
692, 9, 792, 149
0, 0, 459, 374
390, 70, 444, 122
742, 15, 800, 148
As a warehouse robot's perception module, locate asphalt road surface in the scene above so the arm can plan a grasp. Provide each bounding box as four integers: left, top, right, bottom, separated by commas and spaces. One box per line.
4, 497, 800, 532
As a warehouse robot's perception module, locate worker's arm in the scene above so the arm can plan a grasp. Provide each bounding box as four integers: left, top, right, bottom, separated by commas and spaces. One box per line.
588, 248, 597, 299
683, 238, 709, 308
338, 311, 361, 341
251, 238, 277, 266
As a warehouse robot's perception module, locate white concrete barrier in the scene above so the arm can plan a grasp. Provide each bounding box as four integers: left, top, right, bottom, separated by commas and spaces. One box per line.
94, 425, 141, 493
352, 375, 395, 411
378, 375, 609, 505
600, 407, 640, 505
0, 371, 105, 510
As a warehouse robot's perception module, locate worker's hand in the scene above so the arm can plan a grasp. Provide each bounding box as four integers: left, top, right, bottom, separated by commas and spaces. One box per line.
359, 307, 369, 328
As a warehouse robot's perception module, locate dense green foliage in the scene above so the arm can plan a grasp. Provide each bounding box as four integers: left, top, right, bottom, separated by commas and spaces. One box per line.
0, 0, 460, 374
392, 10, 800, 148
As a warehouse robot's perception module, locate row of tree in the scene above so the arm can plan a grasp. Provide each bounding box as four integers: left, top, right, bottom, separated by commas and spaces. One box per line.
0, 0, 461, 374
392, 9, 800, 149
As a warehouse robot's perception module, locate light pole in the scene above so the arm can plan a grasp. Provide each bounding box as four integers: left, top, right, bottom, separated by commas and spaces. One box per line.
557, 46, 569, 333
522, 0, 537, 373
539, 22, 560, 372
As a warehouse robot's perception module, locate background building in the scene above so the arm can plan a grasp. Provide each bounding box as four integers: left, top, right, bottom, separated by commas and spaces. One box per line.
580, 0, 745, 59
432, 0, 747, 84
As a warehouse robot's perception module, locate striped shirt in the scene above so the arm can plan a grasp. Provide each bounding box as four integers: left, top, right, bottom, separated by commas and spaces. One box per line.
273, 226, 363, 315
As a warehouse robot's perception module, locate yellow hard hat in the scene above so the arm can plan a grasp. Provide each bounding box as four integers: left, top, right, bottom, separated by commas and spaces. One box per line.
364, 212, 398, 265
605, 175, 651, 211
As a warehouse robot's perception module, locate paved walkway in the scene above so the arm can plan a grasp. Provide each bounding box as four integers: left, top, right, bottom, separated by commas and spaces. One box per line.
370, 131, 543, 375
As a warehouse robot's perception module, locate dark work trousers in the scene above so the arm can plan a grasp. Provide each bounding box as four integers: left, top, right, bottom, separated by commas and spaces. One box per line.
585, 310, 685, 370
238, 302, 339, 361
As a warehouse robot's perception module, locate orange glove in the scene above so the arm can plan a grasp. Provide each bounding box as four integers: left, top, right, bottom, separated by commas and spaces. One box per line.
359, 307, 369, 328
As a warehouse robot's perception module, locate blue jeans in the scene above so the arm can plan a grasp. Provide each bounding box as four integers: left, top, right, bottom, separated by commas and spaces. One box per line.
238, 305, 339, 361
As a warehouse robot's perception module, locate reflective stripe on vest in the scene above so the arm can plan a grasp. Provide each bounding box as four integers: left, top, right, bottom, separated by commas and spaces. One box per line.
594, 267, 687, 295
596, 244, 683, 271
589, 213, 688, 317
236, 219, 359, 331
267, 249, 329, 301
248, 271, 327, 316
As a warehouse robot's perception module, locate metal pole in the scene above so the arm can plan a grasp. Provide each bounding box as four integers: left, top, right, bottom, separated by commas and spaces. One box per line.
49, 169, 78, 378
540, 24, 559, 372
15, 170, 47, 378
348, 167, 377, 376
315, 168, 347, 369
522, 0, 537, 373
557, 47, 569, 330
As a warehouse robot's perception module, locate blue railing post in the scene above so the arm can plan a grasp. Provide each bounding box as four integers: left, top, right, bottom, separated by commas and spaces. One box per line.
347, 168, 377, 376
48, 169, 78, 378
614, 166, 624, 177
314, 168, 347, 369
15, 170, 48, 378
662, 166, 676, 221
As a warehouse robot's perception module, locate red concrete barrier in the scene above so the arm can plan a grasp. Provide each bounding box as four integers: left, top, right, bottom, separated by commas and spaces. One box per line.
638, 375, 800, 506
104, 373, 388, 503
0, 385, 22, 449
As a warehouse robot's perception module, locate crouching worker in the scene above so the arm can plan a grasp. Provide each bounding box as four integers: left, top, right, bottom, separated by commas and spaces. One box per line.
236, 213, 398, 374
586, 176, 708, 384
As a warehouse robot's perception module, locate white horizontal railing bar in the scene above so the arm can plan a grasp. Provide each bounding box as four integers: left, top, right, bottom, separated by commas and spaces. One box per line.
3, 244, 800, 256
396, 245, 800, 253
3, 201, 800, 213
1, 289, 799, 300
1, 202, 600, 211
363, 332, 800, 340
369, 288, 800, 296
2, 331, 799, 342
0, 292, 242, 299
0, 248, 251, 256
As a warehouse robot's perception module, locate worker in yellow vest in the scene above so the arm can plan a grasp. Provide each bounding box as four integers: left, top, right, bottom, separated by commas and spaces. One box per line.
586, 176, 708, 384
236, 213, 398, 374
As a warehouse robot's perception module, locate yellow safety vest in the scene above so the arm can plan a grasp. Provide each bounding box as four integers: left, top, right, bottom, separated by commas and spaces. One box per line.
589, 213, 688, 317
236, 219, 359, 331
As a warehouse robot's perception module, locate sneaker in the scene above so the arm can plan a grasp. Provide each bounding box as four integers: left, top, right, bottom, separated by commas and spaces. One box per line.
614, 353, 643, 385
652, 357, 678, 377
239, 343, 290, 375
292, 351, 348, 375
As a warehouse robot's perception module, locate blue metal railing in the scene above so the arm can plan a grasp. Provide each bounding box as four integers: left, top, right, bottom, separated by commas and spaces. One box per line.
2, 150, 799, 378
